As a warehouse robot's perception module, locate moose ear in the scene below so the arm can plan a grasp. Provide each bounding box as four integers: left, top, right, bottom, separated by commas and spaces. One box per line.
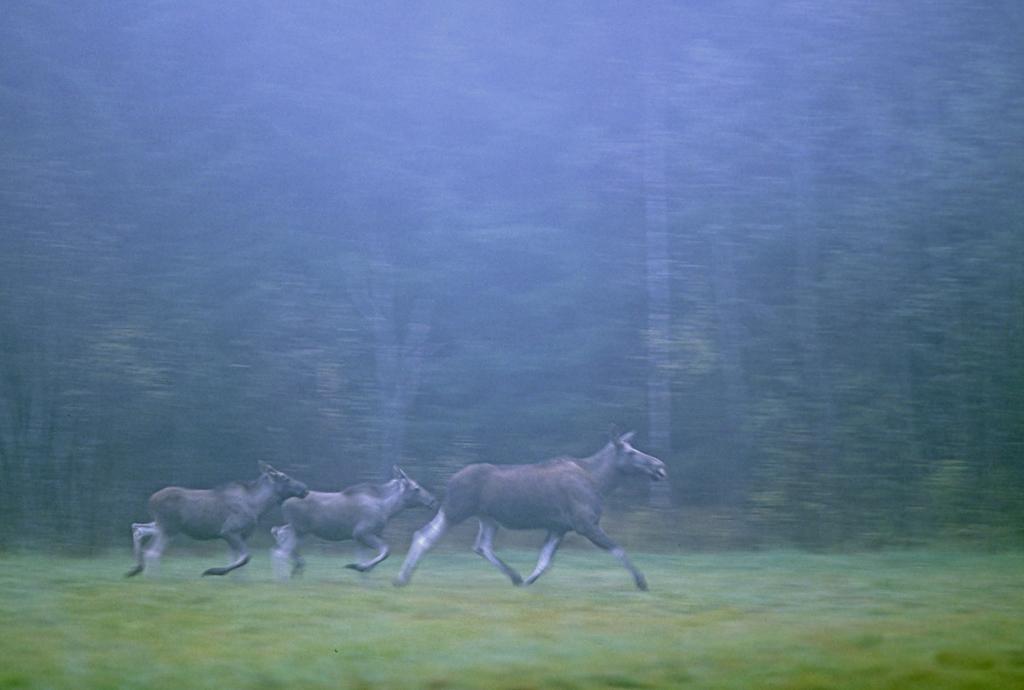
609, 424, 623, 445
392, 465, 409, 480
619, 431, 636, 444
259, 461, 275, 474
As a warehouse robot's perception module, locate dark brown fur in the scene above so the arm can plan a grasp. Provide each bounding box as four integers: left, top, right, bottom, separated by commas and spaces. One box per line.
395, 432, 666, 589
443, 460, 598, 530
271, 466, 436, 576
125, 463, 308, 577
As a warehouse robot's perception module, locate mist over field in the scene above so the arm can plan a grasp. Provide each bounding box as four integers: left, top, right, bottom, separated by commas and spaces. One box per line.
3, 0, 1022, 552
1, 2, 1023, 688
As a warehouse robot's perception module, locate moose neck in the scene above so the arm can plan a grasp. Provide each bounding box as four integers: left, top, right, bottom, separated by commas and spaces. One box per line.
578, 443, 623, 495
378, 479, 408, 518
246, 476, 282, 516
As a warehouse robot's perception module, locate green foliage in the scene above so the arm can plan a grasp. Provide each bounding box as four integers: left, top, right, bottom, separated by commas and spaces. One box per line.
2, 550, 1024, 689
1, 0, 1022, 549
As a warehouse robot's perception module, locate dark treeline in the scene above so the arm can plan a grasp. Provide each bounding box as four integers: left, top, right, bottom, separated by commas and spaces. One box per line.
2, 2, 1022, 551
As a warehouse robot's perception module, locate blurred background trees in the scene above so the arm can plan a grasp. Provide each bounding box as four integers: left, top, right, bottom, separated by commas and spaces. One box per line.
1, 1, 1021, 551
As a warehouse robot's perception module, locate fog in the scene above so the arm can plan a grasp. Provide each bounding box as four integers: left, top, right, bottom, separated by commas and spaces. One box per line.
2, 1, 1022, 551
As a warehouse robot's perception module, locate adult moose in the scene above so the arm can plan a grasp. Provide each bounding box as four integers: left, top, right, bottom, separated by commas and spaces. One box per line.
125, 462, 308, 578
271, 466, 437, 578
395, 430, 667, 590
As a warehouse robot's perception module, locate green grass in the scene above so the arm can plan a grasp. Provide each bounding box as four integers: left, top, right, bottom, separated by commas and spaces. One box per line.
1, 547, 1023, 689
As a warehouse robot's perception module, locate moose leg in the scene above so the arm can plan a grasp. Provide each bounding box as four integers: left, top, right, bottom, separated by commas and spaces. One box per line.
141, 525, 168, 577
346, 532, 389, 572
202, 533, 250, 577
523, 531, 564, 585
271, 525, 302, 580
473, 519, 523, 586
288, 532, 306, 576
577, 523, 648, 591
394, 510, 449, 586
126, 522, 157, 577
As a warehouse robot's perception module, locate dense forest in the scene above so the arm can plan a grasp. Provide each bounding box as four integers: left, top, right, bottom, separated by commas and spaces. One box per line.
2, 1, 1022, 552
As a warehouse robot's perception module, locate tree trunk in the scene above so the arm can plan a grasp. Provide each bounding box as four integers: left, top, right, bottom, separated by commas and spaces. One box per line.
708, 219, 750, 505
350, 249, 432, 480
643, 79, 673, 509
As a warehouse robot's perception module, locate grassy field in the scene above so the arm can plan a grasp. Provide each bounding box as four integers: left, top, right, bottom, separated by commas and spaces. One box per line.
1, 547, 1022, 689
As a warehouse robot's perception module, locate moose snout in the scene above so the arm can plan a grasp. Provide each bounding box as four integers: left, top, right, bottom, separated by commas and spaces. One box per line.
649, 462, 668, 481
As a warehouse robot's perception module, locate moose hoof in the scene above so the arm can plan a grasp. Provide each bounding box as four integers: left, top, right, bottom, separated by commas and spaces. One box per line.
344, 563, 367, 572
392, 577, 408, 587
124, 565, 143, 578
510, 574, 523, 586
635, 576, 648, 591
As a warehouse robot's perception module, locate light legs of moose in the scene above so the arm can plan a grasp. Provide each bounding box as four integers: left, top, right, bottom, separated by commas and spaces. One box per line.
130, 522, 252, 577
523, 531, 564, 585
126, 521, 168, 577
128, 522, 152, 577
575, 521, 648, 591
396, 431, 663, 589
271, 524, 305, 579
346, 530, 390, 572
395, 511, 647, 589
272, 524, 394, 577
126, 464, 309, 578
201, 532, 251, 576
473, 518, 523, 585
394, 509, 450, 586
